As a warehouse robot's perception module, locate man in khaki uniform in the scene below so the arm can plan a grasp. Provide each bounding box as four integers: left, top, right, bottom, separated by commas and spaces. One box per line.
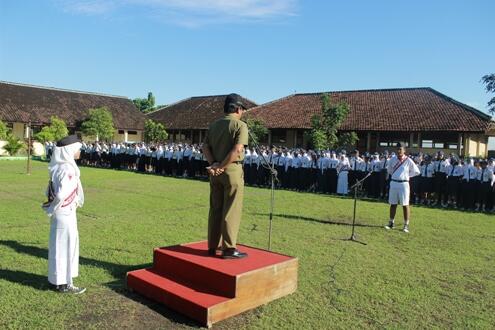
203, 94, 249, 259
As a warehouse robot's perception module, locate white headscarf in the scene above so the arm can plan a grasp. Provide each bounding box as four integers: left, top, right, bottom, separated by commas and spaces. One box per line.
49, 142, 82, 178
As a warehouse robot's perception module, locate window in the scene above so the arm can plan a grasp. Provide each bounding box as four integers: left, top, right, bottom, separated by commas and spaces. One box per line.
128, 131, 137, 135
184, 131, 191, 140
31, 126, 42, 135
380, 141, 409, 147
118, 130, 125, 134
422, 140, 433, 148
271, 130, 286, 144
422, 140, 452, 149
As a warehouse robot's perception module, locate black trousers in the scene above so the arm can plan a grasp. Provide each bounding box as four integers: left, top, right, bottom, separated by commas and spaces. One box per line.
326, 169, 337, 194
434, 173, 447, 203
478, 182, 492, 207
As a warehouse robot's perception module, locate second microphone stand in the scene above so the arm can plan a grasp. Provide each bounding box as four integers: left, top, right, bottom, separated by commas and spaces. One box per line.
248, 131, 278, 251
345, 171, 373, 245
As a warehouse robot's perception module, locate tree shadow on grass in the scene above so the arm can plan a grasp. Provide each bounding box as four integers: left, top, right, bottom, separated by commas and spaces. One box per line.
0, 269, 52, 291
0, 240, 201, 328
251, 213, 383, 228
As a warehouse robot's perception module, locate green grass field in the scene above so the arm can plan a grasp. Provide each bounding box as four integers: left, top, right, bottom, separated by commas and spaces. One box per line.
0, 160, 494, 329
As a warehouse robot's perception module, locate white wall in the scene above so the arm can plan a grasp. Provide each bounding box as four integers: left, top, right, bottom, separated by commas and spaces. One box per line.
0, 141, 7, 156
0, 140, 44, 156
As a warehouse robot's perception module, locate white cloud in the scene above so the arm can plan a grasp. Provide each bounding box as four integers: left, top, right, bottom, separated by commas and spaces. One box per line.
57, 0, 297, 25
57, 0, 116, 15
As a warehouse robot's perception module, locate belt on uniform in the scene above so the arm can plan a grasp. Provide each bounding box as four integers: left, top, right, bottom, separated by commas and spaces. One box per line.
391, 179, 409, 183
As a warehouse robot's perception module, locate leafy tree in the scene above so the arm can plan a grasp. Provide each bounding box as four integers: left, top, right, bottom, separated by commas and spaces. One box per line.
144, 119, 168, 143
81, 107, 115, 141
0, 120, 9, 140
308, 94, 358, 150
481, 74, 495, 115
34, 126, 55, 143
50, 116, 69, 141
133, 92, 156, 113
338, 131, 359, 150
243, 116, 268, 147
35, 116, 69, 143
147, 92, 155, 108
3, 134, 25, 156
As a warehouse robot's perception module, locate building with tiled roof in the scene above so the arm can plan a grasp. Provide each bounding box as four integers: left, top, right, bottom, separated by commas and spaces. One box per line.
147, 94, 257, 143
0, 81, 145, 142
247, 88, 494, 157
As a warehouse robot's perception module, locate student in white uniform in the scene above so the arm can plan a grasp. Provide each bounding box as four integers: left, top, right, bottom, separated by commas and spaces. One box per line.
42, 135, 85, 294
336, 154, 350, 195
385, 143, 420, 233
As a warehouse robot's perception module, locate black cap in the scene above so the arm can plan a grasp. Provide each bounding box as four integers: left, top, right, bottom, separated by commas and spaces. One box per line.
224, 93, 247, 113
396, 142, 406, 148
56, 134, 81, 147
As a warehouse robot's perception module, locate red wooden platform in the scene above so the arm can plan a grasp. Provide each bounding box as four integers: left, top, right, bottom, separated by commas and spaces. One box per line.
126, 241, 298, 327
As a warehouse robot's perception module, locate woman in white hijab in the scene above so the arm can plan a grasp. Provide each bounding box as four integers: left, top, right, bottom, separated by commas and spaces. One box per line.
337, 153, 350, 195
42, 135, 86, 294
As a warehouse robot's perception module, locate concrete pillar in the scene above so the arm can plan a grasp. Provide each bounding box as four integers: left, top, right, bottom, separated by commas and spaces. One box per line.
375, 132, 380, 150
457, 133, 462, 156
293, 130, 297, 147
409, 133, 414, 148
124, 130, 129, 143
199, 130, 203, 143
476, 135, 480, 157
178, 130, 182, 142
191, 130, 194, 143
465, 135, 471, 156
366, 132, 371, 152
268, 130, 272, 146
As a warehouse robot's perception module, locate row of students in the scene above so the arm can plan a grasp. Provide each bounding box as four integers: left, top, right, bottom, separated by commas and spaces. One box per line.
53, 141, 495, 213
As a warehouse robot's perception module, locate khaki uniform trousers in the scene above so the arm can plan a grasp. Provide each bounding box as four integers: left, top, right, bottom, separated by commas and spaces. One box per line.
208, 163, 244, 250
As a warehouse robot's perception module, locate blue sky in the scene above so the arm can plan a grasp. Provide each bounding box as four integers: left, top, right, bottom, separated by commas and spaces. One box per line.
0, 0, 493, 113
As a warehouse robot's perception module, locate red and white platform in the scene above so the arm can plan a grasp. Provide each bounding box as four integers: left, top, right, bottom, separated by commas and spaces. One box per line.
126, 241, 298, 327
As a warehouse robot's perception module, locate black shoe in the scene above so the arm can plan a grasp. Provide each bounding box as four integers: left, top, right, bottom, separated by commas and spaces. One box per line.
221, 249, 248, 259
207, 248, 217, 256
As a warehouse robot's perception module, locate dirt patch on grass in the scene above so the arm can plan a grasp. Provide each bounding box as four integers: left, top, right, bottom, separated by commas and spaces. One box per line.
72, 287, 262, 329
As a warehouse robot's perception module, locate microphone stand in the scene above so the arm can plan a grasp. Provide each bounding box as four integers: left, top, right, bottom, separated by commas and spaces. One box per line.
344, 171, 373, 245
248, 130, 278, 251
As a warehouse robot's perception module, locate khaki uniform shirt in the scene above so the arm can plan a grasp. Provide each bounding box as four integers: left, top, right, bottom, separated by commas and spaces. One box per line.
204, 114, 248, 163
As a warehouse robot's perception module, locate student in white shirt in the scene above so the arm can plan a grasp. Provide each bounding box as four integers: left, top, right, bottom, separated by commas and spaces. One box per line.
385, 142, 420, 233
419, 155, 435, 205
445, 158, 464, 208
476, 160, 494, 212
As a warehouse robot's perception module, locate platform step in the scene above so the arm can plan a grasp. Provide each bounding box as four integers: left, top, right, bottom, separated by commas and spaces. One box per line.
127, 241, 298, 327
153, 244, 237, 297
127, 268, 230, 324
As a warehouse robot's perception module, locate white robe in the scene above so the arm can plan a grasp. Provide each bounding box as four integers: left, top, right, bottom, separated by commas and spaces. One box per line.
337, 171, 348, 195
337, 160, 349, 195
44, 143, 84, 285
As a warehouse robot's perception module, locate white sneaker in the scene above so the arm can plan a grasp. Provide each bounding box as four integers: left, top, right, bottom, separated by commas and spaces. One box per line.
385, 220, 394, 230
403, 225, 409, 233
